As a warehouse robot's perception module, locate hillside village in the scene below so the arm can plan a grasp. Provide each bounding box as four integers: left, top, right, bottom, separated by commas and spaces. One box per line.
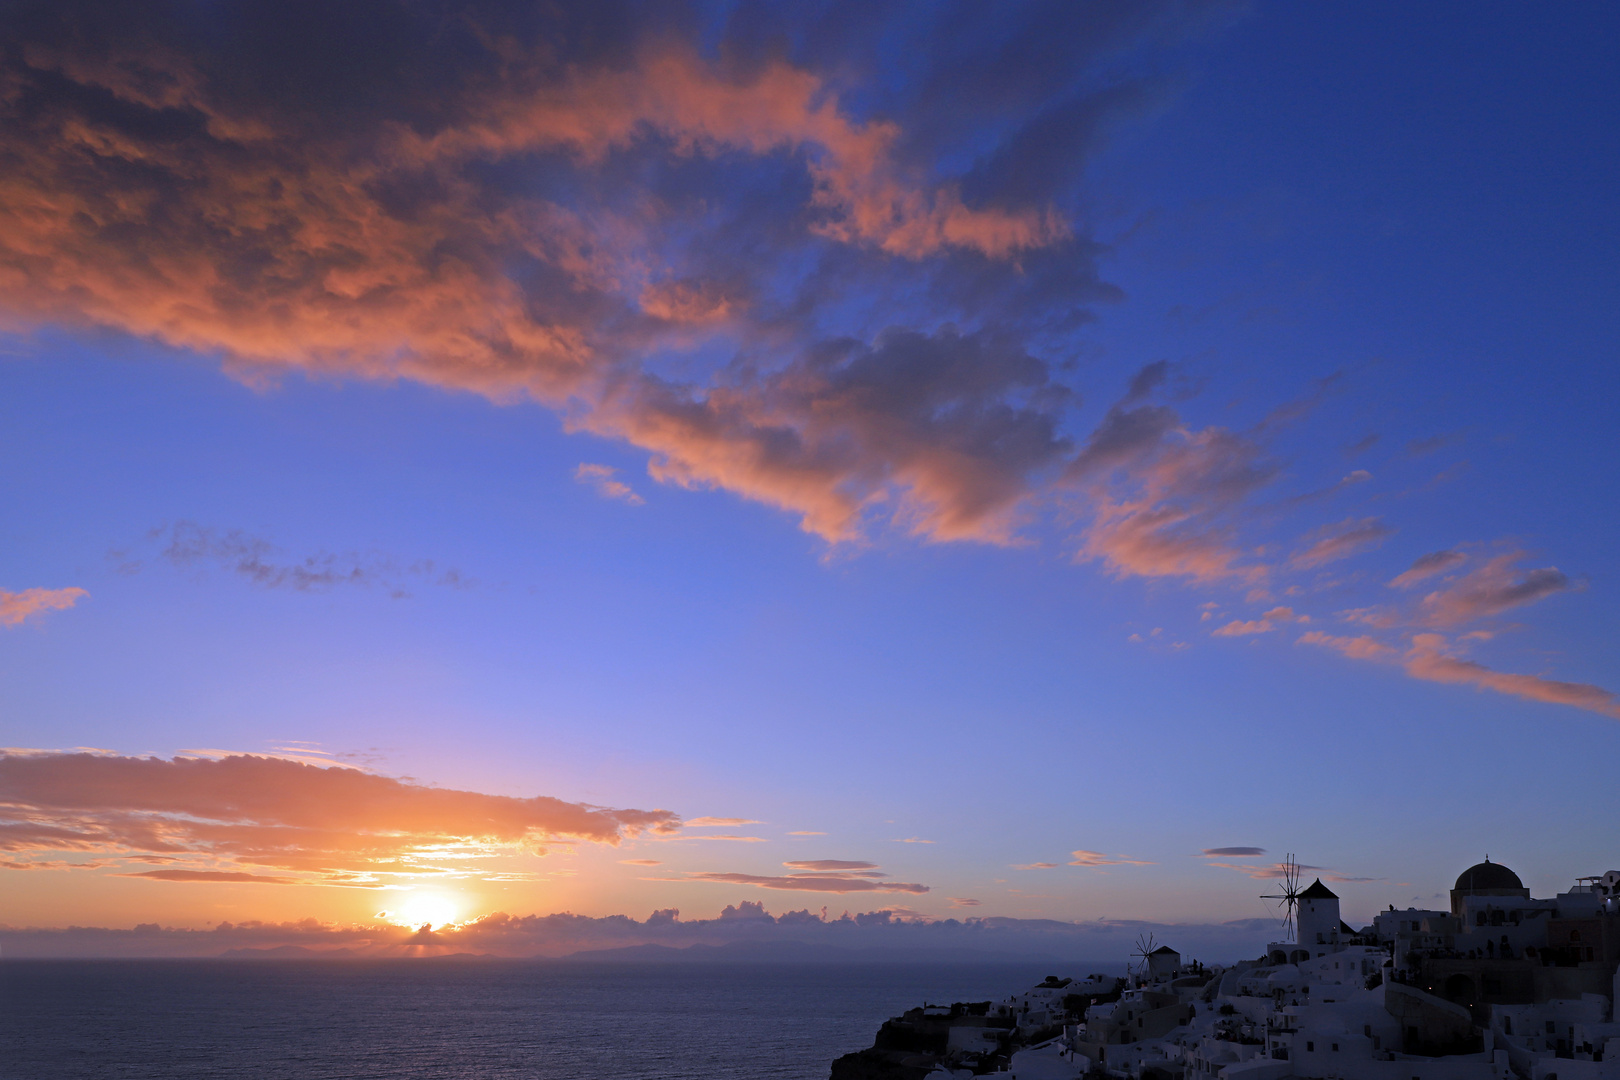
831, 860, 1620, 1080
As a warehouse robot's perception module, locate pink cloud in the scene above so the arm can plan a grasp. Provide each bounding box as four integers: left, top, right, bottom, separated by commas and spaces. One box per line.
0, 587, 88, 627
1404, 635, 1620, 719
1297, 630, 1397, 661
1069, 393, 1274, 584
1290, 517, 1392, 569
1207, 859, 1326, 881
574, 463, 644, 505
1213, 618, 1273, 637
1068, 849, 1153, 867
683, 817, 762, 828
1299, 626, 1619, 722
670, 871, 929, 894
1388, 549, 1468, 589
1012, 861, 1060, 870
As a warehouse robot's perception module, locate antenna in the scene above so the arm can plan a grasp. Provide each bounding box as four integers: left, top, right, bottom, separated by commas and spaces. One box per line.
1260, 853, 1304, 943
1131, 932, 1158, 980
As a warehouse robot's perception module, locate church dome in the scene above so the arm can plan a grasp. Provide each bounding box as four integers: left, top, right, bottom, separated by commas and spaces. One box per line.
1453, 859, 1523, 893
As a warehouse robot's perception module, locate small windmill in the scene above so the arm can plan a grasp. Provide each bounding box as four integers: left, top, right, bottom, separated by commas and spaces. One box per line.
1131, 932, 1159, 980
1260, 853, 1304, 942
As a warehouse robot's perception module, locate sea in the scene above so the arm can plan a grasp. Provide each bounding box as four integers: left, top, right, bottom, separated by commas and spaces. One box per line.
0, 959, 1083, 1079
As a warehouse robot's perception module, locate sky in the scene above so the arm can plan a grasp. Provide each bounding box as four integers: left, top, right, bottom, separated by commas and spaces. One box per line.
2, 0, 1617, 959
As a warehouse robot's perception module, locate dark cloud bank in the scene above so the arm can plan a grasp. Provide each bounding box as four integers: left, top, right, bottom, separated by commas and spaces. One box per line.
1, 904, 1278, 963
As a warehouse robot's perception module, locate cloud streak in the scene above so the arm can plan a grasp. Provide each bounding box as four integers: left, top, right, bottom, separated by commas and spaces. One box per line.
123, 522, 473, 597
0, 751, 680, 880
664, 870, 929, 895
575, 464, 644, 505
1290, 517, 1392, 570
0, 586, 87, 627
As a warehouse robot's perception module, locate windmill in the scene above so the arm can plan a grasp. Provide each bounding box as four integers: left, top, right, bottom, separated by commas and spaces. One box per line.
1130, 932, 1159, 981
1260, 853, 1304, 942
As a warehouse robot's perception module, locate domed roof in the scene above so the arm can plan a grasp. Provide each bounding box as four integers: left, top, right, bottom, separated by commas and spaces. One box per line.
1453, 859, 1524, 893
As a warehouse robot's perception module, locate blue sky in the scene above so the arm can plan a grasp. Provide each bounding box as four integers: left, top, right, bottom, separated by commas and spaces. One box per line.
1, 0, 1615, 942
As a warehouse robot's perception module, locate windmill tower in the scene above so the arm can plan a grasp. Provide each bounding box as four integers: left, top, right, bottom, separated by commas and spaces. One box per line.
1130, 932, 1158, 983
1260, 854, 1305, 942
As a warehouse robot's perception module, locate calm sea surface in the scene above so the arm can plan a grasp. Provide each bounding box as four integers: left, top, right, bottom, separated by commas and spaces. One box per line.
0, 959, 1065, 1079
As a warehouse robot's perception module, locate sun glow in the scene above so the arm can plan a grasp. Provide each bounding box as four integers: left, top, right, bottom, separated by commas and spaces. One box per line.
387, 892, 463, 930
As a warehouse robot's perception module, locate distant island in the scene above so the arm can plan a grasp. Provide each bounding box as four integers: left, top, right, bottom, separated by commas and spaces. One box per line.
829, 859, 1619, 1080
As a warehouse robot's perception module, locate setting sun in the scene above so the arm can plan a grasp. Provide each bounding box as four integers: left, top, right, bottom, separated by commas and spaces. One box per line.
388, 893, 462, 930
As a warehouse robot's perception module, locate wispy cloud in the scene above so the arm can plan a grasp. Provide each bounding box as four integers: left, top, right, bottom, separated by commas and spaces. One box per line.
121, 522, 474, 598
684, 817, 762, 828
659, 870, 929, 895
1301, 628, 1618, 721
1012, 861, 1060, 870
115, 869, 294, 884
574, 463, 645, 505
1068, 849, 1153, 868
1404, 635, 1620, 719
1290, 517, 1393, 570
1298, 630, 1397, 661
1200, 847, 1265, 857
0, 586, 87, 627
1415, 552, 1576, 626
1388, 549, 1468, 589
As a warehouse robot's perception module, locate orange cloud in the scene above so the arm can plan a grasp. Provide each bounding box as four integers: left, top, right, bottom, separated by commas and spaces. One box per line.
117, 869, 294, 884
0, 586, 88, 627
0, 752, 680, 880
0, 35, 1077, 548
683, 817, 762, 827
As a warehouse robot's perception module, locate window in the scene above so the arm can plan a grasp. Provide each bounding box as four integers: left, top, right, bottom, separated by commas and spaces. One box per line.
1332, 1043, 1339, 1052
1364, 1026, 1372, 1037
1307, 1042, 1314, 1052
1503, 1017, 1512, 1035
1547, 1021, 1557, 1035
